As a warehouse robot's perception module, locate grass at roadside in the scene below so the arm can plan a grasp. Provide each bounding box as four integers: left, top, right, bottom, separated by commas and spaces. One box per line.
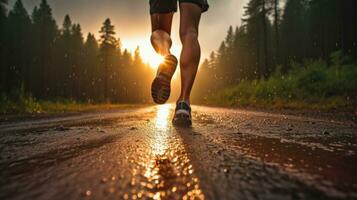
206, 57, 357, 110
0, 96, 146, 114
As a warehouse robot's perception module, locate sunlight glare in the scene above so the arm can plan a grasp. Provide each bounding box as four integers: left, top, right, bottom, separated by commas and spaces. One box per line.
121, 38, 180, 69
151, 54, 165, 68
155, 104, 171, 129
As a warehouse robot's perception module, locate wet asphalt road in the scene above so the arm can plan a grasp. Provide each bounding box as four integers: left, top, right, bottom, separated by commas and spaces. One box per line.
0, 105, 356, 200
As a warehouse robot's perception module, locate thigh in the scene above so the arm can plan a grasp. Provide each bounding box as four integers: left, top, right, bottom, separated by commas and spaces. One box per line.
151, 13, 174, 35
179, 3, 202, 35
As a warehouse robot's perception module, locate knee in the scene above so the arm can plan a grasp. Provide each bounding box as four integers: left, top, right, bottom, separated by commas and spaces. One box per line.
180, 28, 198, 43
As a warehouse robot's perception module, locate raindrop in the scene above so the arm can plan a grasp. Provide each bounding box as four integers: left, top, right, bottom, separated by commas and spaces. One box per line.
172, 186, 177, 192
137, 192, 143, 198
101, 177, 108, 183
123, 193, 129, 200
85, 190, 92, 196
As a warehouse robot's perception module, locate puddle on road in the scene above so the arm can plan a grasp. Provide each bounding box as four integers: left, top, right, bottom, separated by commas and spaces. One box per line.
125, 105, 205, 200
231, 134, 357, 196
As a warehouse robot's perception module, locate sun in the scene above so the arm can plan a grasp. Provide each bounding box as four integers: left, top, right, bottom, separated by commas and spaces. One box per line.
141, 50, 165, 68
121, 37, 180, 69
153, 55, 165, 68
121, 38, 162, 69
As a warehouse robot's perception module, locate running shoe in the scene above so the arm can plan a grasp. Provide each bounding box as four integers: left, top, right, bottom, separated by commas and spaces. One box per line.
151, 54, 178, 104
173, 100, 192, 127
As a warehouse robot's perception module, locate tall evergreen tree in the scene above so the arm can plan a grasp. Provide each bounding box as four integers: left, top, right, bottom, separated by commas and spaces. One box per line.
31, 0, 58, 98
132, 46, 150, 102
57, 14, 73, 97
63, 15, 72, 34
268, 0, 280, 66
99, 18, 118, 101
71, 23, 84, 99
242, 0, 271, 79
0, 0, 6, 19
340, 0, 357, 58
5, 0, 32, 94
281, 0, 308, 69
83, 33, 99, 101
0, 0, 8, 93
261, 0, 269, 78
120, 49, 132, 102
308, 0, 357, 63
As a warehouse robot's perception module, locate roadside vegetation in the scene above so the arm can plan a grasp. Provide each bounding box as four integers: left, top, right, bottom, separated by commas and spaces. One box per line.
191, 0, 357, 111
0, 93, 141, 114
205, 53, 357, 109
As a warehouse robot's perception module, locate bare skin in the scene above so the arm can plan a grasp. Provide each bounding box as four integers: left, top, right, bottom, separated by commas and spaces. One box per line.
150, 13, 173, 56
150, 3, 202, 104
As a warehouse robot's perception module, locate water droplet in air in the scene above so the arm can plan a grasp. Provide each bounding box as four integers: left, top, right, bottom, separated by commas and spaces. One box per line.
85, 190, 92, 196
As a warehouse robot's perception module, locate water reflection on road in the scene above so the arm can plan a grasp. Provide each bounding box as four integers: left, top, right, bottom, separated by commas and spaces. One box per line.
155, 104, 171, 130
128, 104, 204, 200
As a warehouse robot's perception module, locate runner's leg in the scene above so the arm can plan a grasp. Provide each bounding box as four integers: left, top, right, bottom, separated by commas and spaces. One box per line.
150, 13, 174, 56
178, 3, 202, 104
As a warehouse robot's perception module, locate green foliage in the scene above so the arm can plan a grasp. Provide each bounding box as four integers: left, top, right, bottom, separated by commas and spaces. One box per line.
0, 92, 142, 114
207, 57, 357, 109
330, 50, 352, 66
0, 89, 41, 114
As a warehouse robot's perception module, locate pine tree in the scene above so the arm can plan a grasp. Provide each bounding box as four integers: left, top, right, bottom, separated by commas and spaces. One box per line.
31, 0, 58, 98
242, 0, 271, 79
63, 15, 71, 34
83, 33, 99, 101
132, 46, 150, 102
215, 41, 226, 84
5, 0, 32, 94
281, 0, 308, 68
340, 0, 357, 58
0, 0, 8, 93
99, 18, 118, 101
267, 0, 280, 66
0, 0, 6, 18
0, 0, 7, 32
120, 49, 132, 102
71, 23, 84, 99
57, 15, 73, 97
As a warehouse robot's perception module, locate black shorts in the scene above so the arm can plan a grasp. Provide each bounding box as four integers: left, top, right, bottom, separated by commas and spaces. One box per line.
149, 0, 209, 14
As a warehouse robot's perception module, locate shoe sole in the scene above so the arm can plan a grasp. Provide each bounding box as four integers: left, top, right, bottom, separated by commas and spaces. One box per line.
173, 113, 192, 127
151, 75, 171, 104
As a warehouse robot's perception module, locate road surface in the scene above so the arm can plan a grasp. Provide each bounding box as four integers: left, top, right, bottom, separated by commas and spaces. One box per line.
0, 105, 356, 200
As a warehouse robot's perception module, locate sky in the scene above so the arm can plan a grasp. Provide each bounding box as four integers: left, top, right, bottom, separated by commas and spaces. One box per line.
9, 0, 249, 66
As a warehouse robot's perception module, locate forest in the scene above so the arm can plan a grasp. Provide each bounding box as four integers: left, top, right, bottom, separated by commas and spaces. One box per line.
0, 0, 357, 111
0, 0, 153, 108
192, 0, 357, 108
